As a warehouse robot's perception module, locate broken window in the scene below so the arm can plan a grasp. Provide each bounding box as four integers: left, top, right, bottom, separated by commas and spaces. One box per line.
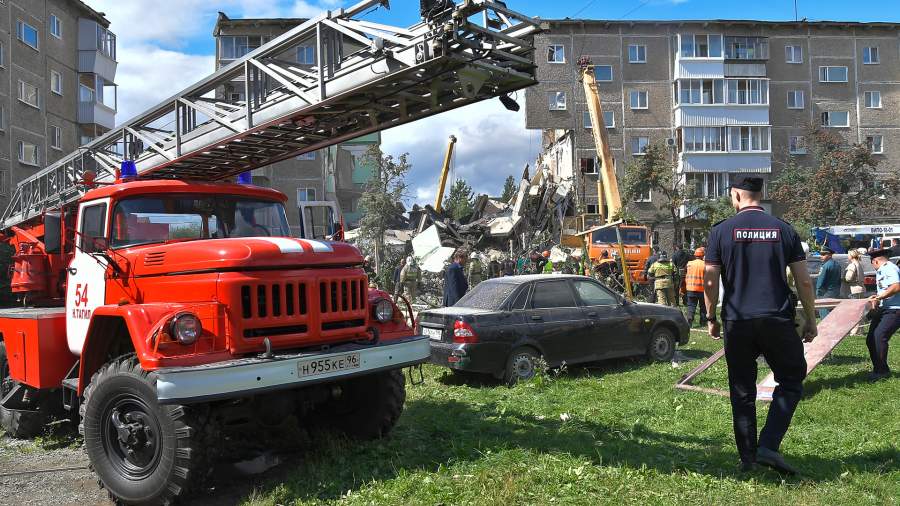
547, 44, 565, 63
549, 91, 567, 111
866, 135, 884, 154
789, 135, 806, 155
821, 111, 849, 127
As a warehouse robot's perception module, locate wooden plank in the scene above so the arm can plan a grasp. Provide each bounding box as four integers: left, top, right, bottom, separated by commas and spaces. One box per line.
756, 298, 869, 401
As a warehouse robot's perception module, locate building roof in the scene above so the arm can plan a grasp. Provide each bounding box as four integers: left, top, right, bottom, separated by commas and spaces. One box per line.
546, 18, 900, 30
214, 12, 308, 36
74, 0, 112, 27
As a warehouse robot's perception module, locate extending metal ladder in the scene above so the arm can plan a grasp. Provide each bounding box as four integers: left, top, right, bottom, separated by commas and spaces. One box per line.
1, 0, 540, 229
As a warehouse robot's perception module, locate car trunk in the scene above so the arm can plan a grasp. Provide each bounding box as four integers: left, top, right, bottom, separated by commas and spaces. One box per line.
418, 307, 495, 343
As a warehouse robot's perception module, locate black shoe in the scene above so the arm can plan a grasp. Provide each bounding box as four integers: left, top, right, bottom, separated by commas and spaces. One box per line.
756, 447, 799, 476
738, 461, 757, 473
868, 371, 890, 382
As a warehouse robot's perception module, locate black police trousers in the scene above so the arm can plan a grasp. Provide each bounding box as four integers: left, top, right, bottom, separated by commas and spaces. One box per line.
724, 318, 807, 463
866, 309, 899, 374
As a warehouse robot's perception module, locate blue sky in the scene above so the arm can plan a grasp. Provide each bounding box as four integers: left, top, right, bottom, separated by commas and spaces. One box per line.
92, 0, 900, 204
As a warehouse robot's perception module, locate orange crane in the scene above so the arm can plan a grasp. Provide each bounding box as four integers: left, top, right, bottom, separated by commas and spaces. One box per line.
578, 57, 652, 295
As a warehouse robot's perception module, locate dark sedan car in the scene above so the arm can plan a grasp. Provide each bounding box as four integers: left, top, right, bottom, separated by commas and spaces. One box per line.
420, 274, 689, 384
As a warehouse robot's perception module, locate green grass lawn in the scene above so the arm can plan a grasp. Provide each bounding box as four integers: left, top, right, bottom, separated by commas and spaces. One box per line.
242, 331, 900, 506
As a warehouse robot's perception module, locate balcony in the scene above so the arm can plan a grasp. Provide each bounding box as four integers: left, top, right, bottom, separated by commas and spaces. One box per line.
680, 152, 771, 174
78, 101, 115, 129
77, 19, 117, 84
675, 105, 769, 128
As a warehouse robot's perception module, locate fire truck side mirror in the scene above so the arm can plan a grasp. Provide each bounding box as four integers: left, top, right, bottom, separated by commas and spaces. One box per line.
91, 237, 109, 252
44, 212, 61, 254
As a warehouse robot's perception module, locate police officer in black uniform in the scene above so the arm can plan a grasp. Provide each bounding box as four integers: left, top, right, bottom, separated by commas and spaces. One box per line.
703, 177, 818, 475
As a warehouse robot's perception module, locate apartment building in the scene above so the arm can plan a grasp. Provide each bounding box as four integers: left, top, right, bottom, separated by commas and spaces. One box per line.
0, 0, 116, 211
213, 13, 379, 234
526, 19, 900, 246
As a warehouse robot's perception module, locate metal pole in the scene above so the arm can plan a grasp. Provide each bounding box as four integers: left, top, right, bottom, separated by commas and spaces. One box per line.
615, 225, 634, 300
433, 135, 457, 212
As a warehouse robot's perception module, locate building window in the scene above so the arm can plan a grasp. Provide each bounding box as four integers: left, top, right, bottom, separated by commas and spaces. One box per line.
50, 125, 61, 150
786, 90, 804, 109
678, 79, 725, 105
583, 110, 615, 129
0, 41, 6, 67
686, 173, 731, 199
725, 79, 768, 105
49, 14, 61, 39
96, 26, 116, 60
628, 44, 647, 63
297, 46, 315, 64
863, 46, 880, 64
50, 70, 63, 95
296, 152, 316, 160
580, 157, 598, 174
864, 91, 882, 109
821, 111, 849, 127
220, 35, 266, 60
680, 34, 722, 58
634, 188, 651, 202
79, 84, 95, 103
724, 36, 769, 60
18, 80, 40, 108
0, 106, 6, 131
229, 92, 244, 103
789, 135, 806, 154
17, 141, 39, 166
547, 44, 565, 63
683, 127, 726, 152
16, 20, 39, 50
585, 204, 599, 214
594, 65, 613, 82
866, 135, 884, 154
785, 45, 802, 64
727, 126, 770, 152
297, 188, 317, 201
630, 90, 648, 109
819, 66, 848, 82
631, 136, 650, 155
549, 91, 567, 110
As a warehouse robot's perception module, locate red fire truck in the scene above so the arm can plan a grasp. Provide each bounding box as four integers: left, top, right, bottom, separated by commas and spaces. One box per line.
0, 1, 540, 503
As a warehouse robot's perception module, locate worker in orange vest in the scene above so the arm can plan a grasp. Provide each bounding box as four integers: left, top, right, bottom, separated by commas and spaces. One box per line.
685, 247, 707, 327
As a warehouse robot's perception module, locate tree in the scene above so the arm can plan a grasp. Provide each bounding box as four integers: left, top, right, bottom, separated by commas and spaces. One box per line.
621, 142, 687, 251
771, 127, 900, 225
358, 145, 410, 275
442, 178, 474, 221
500, 175, 517, 203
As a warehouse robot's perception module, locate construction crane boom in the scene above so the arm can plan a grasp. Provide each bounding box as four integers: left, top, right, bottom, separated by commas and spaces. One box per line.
580, 63, 621, 223
2, 0, 540, 230
433, 135, 458, 212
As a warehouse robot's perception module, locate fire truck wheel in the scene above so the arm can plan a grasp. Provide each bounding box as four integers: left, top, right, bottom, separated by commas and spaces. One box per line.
0, 342, 47, 438
80, 356, 207, 506
322, 369, 406, 440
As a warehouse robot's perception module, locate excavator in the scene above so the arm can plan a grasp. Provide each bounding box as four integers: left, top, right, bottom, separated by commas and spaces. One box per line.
574, 57, 653, 295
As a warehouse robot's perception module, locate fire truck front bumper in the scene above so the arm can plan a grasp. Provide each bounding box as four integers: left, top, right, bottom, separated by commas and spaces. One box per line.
154, 336, 430, 405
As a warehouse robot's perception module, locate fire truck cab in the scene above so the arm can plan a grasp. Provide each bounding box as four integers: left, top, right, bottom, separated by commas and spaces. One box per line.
0, 179, 428, 504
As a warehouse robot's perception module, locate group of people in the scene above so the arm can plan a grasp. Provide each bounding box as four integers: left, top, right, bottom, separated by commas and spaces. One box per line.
642, 244, 710, 328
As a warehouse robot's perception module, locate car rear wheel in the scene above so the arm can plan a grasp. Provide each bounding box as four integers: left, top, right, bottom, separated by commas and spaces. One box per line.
504, 348, 540, 385
647, 327, 676, 362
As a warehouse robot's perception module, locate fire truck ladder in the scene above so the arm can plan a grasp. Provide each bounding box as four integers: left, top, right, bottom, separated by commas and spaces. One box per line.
1, 0, 540, 230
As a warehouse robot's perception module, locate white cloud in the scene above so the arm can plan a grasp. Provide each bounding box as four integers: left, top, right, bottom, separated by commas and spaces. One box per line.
381, 96, 539, 205
290, 0, 343, 18
115, 45, 214, 123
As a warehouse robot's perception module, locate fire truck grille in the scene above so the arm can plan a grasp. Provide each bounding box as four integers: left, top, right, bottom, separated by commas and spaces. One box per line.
240, 282, 308, 319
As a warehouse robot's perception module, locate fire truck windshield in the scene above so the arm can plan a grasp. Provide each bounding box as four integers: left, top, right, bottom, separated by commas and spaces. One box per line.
110, 195, 290, 248
591, 227, 648, 245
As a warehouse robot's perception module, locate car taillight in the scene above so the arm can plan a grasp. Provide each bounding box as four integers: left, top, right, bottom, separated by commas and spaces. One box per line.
865, 275, 876, 286
453, 320, 478, 344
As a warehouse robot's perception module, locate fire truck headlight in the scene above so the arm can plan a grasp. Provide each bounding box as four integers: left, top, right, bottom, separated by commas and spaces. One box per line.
374, 299, 394, 323
170, 313, 201, 345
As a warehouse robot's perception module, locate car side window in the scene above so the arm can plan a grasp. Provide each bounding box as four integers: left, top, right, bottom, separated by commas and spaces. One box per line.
508, 285, 531, 310
80, 203, 108, 253
573, 280, 619, 306
531, 281, 577, 309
